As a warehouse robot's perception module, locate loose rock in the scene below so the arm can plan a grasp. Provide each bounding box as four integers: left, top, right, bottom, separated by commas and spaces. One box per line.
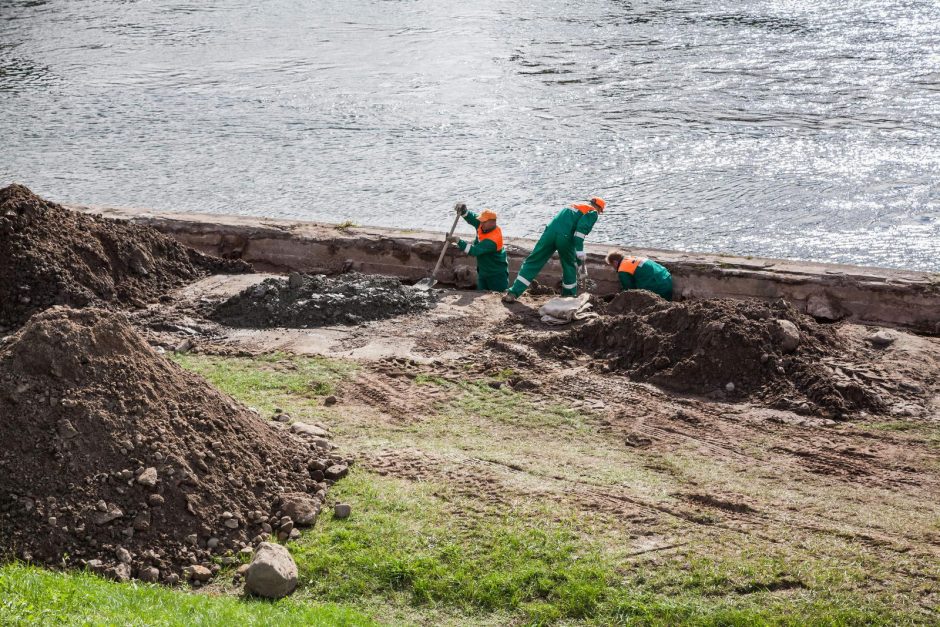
244, 542, 298, 599
280, 493, 320, 526
188, 565, 212, 582
136, 467, 158, 487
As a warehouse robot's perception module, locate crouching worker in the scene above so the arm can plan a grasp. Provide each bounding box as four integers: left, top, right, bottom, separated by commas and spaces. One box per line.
605, 249, 673, 300
447, 202, 509, 291
503, 196, 606, 302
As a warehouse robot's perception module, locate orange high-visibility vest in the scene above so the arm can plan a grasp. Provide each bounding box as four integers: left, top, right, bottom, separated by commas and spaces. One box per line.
618, 257, 647, 275
478, 225, 503, 252
571, 203, 597, 215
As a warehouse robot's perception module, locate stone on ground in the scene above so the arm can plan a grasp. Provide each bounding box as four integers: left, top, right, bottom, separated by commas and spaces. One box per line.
244, 542, 298, 599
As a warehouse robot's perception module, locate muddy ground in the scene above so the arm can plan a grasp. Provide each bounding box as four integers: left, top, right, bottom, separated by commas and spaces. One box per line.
138, 273, 940, 425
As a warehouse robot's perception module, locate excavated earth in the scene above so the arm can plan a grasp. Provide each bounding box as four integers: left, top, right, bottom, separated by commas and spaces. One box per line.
535, 291, 884, 417
0, 184, 250, 333
0, 307, 350, 585
210, 272, 437, 328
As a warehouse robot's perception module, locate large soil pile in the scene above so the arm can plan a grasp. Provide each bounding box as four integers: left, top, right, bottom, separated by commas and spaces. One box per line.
545, 292, 883, 417
0, 307, 349, 584
211, 272, 436, 328
0, 184, 250, 332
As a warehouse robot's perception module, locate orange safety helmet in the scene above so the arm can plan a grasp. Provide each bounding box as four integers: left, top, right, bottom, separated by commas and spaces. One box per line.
479, 209, 498, 222
589, 197, 606, 212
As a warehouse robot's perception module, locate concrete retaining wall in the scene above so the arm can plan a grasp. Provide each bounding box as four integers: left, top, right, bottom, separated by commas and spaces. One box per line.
69, 205, 940, 334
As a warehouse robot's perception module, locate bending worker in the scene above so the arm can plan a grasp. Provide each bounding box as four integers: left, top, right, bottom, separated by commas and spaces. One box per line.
447, 202, 509, 291
605, 249, 673, 300
502, 196, 606, 302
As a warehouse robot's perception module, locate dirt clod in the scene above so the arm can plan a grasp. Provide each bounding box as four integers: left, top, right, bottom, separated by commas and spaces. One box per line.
0, 184, 250, 332
0, 307, 345, 583
210, 272, 436, 328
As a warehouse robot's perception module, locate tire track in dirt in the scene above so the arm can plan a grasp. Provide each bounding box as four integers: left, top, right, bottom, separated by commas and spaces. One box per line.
340, 367, 453, 422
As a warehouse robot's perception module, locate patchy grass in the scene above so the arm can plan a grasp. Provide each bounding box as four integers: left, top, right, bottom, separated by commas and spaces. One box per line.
159, 356, 939, 624
172, 353, 355, 417
865, 420, 940, 448
287, 470, 924, 626
0, 563, 370, 626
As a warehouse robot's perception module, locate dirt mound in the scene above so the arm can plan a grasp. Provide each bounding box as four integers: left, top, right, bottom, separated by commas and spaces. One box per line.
211, 272, 437, 328
0, 184, 250, 332
546, 292, 884, 417
0, 307, 349, 584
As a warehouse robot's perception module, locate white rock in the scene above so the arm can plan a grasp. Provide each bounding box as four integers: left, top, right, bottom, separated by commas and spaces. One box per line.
771, 319, 801, 353
290, 422, 329, 438
867, 329, 897, 348
244, 542, 298, 599
136, 467, 158, 487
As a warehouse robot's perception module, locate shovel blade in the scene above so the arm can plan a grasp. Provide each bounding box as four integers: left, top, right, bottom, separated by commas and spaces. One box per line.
413, 277, 437, 290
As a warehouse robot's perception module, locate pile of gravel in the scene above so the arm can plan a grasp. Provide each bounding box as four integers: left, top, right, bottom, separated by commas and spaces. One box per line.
211, 272, 437, 328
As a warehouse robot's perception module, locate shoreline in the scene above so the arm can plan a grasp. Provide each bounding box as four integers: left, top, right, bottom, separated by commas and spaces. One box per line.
69, 203, 940, 334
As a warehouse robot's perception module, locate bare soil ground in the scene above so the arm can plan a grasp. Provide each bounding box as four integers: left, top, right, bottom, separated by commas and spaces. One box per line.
133, 274, 940, 619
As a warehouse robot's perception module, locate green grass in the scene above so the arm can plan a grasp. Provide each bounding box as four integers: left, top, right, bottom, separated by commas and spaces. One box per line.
0, 563, 371, 626
287, 470, 926, 626
293, 471, 609, 621
171, 353, 355, 417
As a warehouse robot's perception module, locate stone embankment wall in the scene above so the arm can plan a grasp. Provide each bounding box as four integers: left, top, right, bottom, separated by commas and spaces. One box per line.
69, 205, 940, 334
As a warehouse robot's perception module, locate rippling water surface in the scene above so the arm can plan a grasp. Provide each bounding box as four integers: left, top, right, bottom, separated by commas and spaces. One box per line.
2, 0, 939, 270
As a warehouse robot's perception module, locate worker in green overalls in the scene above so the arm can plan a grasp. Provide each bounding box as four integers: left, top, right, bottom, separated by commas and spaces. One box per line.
605, 249, 673, 300
502, 196, 606, 302
447, 203, 509, 291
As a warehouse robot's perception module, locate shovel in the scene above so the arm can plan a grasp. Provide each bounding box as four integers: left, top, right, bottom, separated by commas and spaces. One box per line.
414, 212, 462, 290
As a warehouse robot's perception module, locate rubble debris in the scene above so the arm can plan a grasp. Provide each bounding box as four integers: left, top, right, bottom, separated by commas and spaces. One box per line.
209, 272, 436, 328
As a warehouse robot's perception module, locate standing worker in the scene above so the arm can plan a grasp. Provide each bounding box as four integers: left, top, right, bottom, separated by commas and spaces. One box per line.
605, 249, 673, 300
447, 202, 509, 292
502, 196, 606, 302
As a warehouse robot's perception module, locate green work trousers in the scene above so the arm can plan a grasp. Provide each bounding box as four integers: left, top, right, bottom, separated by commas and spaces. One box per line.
508, 230, 579, 297
478, 273, 509, 292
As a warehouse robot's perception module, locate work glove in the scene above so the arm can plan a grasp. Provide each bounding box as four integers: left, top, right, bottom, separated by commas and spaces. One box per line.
454, 202, 468, 216
446, 234, 460, 244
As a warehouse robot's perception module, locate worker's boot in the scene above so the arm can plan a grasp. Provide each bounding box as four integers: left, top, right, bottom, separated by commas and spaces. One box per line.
501, 292, 517, 303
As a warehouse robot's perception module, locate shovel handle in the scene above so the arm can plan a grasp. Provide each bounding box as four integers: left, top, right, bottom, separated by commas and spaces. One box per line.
430, 212, 462, 280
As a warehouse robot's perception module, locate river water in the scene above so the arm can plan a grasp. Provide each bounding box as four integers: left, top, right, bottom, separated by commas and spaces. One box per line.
2, 0, 939, 270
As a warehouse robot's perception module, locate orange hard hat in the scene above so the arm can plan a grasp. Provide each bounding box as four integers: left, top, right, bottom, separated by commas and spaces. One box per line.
590, 197, 606, 211
479, 209, 498, 222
